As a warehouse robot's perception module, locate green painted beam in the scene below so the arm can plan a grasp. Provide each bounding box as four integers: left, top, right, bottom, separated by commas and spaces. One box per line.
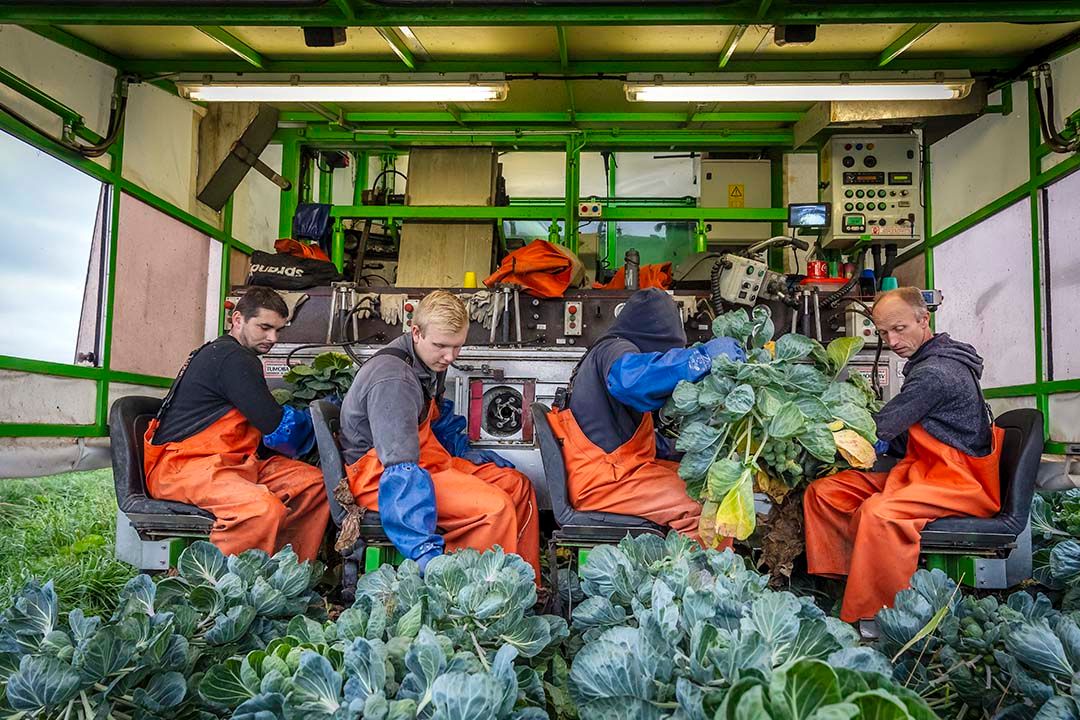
195, 26, 265, 68
603, 207, 786, 221
0, 64, 103, 144
4, 2, 1080, 25
292, 126, 795, 149
0, 424, 105, 438
556, 26, 569, 70
330, 0, 356, 21
118, 56, 1015, 75
278, 110, 804, 124
718, 25, 747, 68
878, 23, 936, 67
330, 205, 568, 220
375, 27, 417, 70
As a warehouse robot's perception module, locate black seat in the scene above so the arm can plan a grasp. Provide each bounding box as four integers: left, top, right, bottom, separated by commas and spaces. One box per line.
531, 402, 666, 540
108, 396, 214, 538
920, 409, 1043, 551
311, 399, 394, 601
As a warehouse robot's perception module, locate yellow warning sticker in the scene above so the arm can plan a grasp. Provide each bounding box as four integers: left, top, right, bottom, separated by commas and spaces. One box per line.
728, 183, 745, 208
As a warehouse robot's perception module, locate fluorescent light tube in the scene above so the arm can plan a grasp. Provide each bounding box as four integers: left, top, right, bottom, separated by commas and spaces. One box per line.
625, 81, 972, 102
181, 83, 508, 102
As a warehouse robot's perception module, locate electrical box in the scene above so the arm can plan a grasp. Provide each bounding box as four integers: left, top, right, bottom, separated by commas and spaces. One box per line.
578, 199, 602, 218
820, 134, 921, 249
699, 159, 772, 244
845, 306, 877, 341
716, 254, 769, 306
563, 301, 583, 336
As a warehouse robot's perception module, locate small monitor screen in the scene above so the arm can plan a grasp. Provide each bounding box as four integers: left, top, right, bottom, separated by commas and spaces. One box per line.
788, 203, 831, 229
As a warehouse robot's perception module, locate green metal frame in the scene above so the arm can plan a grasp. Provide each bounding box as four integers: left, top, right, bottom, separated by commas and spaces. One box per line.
922, 73, 1080, 450
0, 57, 252, 438
4, 1, 1080, 25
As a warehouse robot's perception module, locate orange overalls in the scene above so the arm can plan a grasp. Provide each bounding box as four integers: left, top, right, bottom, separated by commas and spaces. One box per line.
804, 422, 1003, 622
547, 406, 728, 548
345, 402, 541, 579
144, 409, 330, 562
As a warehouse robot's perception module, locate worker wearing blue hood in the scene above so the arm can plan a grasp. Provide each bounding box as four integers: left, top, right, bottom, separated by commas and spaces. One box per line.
547, 288, 744, 541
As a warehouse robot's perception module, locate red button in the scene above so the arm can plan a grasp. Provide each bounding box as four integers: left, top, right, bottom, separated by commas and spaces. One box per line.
568, 305, 578, 314
404, 303, 414, 312
569, 322, 577, 328
224, 301, 234, 309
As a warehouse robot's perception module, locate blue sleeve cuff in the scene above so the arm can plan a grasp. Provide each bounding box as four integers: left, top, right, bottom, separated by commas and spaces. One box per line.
607, 347, 712, 412
263, 405, 315, 458
873, 438, 890, 454
379, 462, 445, 561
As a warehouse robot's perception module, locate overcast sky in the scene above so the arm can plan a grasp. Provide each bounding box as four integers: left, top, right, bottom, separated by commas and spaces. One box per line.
0, 131, 100, 364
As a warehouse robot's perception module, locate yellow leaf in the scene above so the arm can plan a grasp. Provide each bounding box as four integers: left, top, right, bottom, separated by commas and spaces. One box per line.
754, 467, 792, 504
833, 428, 876, 469
827, 420, 844, 432
698, 500, 722, 549
764, 341, 776, 358
714, 476, 757, 540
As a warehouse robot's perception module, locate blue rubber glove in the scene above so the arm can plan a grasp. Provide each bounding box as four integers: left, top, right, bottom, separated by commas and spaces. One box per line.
607, 337, 745, 412
873, 438, 890, 455
263, 405, 315, 458
379, 462, 444, 567
461, 448, 516, 468
431, 398, 471, 457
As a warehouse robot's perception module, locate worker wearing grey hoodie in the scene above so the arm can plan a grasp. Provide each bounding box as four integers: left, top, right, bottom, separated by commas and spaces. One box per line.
804, 287, 1003, 623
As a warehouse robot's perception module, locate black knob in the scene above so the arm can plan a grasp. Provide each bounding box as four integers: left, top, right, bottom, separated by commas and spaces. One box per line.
864, 155, 878, 168
842, 155, 855, 168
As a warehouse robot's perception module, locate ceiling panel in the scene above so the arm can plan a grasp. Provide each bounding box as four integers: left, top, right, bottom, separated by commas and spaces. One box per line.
409, 26, 554, 60
225, 26, 390, 57
59, 25, 229, 59
908, 21, 1080, 56
565, 25, 729, 58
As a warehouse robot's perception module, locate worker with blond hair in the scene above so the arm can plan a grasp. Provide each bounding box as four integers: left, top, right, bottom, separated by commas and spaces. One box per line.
338, 290, 540, 577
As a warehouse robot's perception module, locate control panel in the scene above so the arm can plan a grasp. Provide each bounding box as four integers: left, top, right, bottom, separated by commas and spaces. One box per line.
821, 134, 921, 249
563, 301, 583, 336
402, 297, 422, 332
578, 199, 602, 218
845, 307, 877, 341
715, 254, 769, 306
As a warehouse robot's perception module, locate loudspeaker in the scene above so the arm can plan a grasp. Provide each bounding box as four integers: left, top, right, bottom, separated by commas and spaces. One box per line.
197, 104, 289, 212
304, 27, 347, 47
774, 25, 817, 46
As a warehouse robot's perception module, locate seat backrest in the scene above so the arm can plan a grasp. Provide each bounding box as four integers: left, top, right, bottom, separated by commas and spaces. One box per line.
108, 395, 162, 512
994, 408, 1044, 534
530, 402, 570, 520
311, 400, 347, 527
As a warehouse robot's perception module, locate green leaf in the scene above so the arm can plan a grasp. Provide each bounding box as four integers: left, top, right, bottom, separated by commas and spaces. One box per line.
269, 546, 313, 598
831, 403, 877, 443
232, 693, 287, 720
679, 446, 720, 485
724, 384, 756, 417
5, 655, 81, 711
287, 615, 327, 645
499, 615, 554, 658
284, 364, 317, 379
775, 333, 816, 362
178, 540, 227, 585
675, 422, 723, 453
669, 381, 702, 416
826, 336, 865, 377
249, 577, 289, 617
734, 684, 769, 720
808, 705, 860, 720
768, 402, 808, 439
768, 659, 841, 720
706, 458, 749, 501
399, 629, 446, 705
1006, 619, 1075, 677
750, 305, 775, 350
847, 689, 916, 720
785, 365, 830, 395
756, 386, 792, 418
799, 424, 838, 463
714, 309, 753, 345
271, 388, 293, 405
699, 374, 735, 407
342, 637, 387, 705
1050, 540, 1080, 583
793, 395, 833, 423
190, 584, 226, 616
431, 671, 504, 720
206, 605, 258, 646
822, 381, 870, 409
132, 671, 188, 713
290, 651, 343, 715
395, 601, 423, 639
74, 625, 132, 683
113, 573, 156, 618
